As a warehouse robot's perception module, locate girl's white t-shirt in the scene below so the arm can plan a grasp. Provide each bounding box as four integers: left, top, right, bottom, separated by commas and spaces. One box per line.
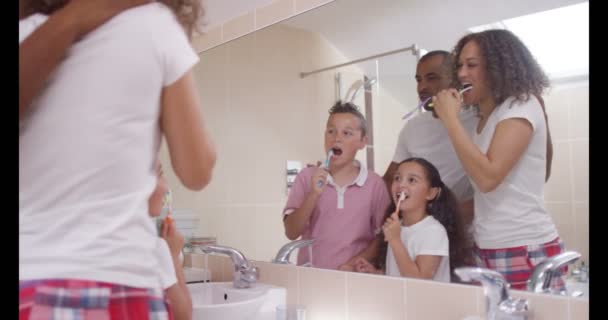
385, 216, 451, 282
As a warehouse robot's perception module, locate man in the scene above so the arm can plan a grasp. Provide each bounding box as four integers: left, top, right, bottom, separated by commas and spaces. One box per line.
383, 50, 477, 224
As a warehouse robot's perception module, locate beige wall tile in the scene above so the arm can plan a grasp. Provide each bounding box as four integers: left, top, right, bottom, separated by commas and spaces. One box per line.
189, 254, 230, 281
544, 89, 570, 141
569, 298, 589, 320
256, 0, 295, 29
567, 85, 589, 139
510, 291, 569, 320
299, 267, 347, 320
544, 141, 572, 202
255, 206, 291, 262
220, 207, 258, 259
573, 203, 589, 263
405, 279, 479, 320
254, 261, 300, 305
571, 140, 589, 203
545, 203, 575, 253
295, 0, 334, 13
191, 26, 222, 53
346, 273, 404, 320
222, 12, 255, 43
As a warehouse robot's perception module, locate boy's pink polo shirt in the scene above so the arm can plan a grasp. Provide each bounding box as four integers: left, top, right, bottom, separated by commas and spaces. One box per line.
283, 162, 391, 270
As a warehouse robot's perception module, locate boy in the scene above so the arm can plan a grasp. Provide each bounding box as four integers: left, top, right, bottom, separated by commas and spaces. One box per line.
283, 101, 391, 270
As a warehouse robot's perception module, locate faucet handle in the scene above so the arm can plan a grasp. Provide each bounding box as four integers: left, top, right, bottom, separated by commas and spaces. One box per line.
455, 267, 511, 320
527, 251, 581, 294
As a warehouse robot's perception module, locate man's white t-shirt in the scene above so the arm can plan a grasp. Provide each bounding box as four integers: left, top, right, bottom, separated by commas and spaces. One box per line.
19, 3, 198, 288
392, 109, 477, 201
472, 97, 559, 249
385, 216, 451, 282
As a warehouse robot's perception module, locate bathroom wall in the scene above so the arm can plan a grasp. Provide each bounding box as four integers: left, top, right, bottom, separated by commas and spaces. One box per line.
159, 23, 367, 261
186, 253, 589, 320
543, 80, 589, 264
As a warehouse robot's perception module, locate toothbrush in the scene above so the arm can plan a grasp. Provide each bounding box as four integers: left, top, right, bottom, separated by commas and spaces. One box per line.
423, 84, 473, 110
374, 192, 406, 235
163, 189, 173, 224
316, 149, 334, 188
394, 192, 406, 216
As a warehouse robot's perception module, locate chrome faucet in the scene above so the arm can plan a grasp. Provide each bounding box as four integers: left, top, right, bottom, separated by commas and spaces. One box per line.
527, 251, 581, 295
272, 239, 316, 264
455, 267, 530, 320
196, 244, 259, 288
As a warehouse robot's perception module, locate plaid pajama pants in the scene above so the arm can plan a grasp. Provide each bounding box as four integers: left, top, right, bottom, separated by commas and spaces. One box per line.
473, 237, 566, 290
19, 279, 173, 320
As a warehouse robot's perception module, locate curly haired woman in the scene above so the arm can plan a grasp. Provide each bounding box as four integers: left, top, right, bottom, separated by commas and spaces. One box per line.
431, 29, 564, 290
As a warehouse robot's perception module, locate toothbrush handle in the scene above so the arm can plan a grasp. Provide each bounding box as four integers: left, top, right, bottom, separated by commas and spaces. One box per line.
316, 180, 324, 188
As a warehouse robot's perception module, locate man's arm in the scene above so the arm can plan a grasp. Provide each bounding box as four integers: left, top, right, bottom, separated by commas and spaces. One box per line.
19, 0, 151, 120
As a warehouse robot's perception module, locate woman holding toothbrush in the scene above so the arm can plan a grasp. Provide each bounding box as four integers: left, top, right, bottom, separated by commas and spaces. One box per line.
431, 29, 564, 290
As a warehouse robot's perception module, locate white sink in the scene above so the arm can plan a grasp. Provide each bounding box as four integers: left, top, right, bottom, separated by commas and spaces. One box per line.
187, 282, 286, 320
565, 278, 589, 298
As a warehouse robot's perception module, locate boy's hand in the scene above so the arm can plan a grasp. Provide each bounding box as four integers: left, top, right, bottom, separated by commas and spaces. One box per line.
382, 212, 401, 243
311, 161, 329, 194
161, 219, 185, 258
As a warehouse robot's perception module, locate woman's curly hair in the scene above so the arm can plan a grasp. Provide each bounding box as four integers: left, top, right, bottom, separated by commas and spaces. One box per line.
452, 29, 550, 106
20, 0, 204, 39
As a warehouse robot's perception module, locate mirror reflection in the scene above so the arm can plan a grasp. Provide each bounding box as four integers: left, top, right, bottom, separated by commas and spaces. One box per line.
161, 0, 588, 295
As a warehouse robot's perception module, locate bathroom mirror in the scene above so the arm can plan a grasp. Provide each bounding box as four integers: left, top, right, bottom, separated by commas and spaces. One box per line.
161, 0, 589, 294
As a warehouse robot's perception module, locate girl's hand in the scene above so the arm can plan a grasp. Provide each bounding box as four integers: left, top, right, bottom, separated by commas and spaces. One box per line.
354, 257, 382, 274
432, 88, 461, 123
382, 212, 402, 243
311, 161, 329, 194
161, 219, 185, 258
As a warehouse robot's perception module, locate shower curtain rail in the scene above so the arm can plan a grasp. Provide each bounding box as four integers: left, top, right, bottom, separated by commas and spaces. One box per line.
300, 44, 420, 78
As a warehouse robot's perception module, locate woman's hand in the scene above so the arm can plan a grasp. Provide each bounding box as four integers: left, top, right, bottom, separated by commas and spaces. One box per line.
382, 212, 402, 243
432, 88, 462, 124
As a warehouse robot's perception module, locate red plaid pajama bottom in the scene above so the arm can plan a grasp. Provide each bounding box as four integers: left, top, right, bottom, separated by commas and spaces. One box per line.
473, 237, 566, 290
19, 279, 174, 320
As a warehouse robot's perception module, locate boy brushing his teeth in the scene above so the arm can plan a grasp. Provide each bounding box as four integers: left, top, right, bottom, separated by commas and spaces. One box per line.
282, 101, 391, 270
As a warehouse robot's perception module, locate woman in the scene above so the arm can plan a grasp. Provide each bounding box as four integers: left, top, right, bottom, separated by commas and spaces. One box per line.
432, 29, 563, 290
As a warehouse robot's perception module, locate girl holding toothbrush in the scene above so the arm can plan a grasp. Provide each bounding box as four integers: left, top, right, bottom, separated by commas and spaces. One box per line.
354, 158, 472, 282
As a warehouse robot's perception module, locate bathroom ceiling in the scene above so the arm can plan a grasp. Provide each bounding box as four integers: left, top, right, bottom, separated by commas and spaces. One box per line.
200, 0, 274, 30
202, 0, 587, 89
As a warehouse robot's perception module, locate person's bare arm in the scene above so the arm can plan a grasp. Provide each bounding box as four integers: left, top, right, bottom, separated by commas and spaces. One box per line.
283, 166, 328, 240
434, 89, 534, 193
161, 72, 217, 191
283, 191, 321, 240
19, 0, 151, 120
162, 221, 193, 320
339, 238, 381, 270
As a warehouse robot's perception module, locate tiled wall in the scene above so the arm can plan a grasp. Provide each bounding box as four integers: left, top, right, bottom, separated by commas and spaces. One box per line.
191, 0, 336, 53
186, 253, 589, 320
543, 80, 589, 264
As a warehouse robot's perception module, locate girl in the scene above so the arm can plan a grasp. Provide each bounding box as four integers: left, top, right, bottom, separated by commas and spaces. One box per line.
432, 29, 564, 290
19, 1, 215, 319
354, 158, 471, 282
